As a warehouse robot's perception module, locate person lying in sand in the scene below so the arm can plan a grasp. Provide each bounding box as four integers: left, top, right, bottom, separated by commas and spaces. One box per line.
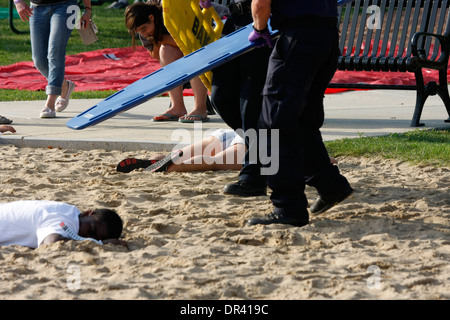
118, 129, 246, 173
0, 125, 16, 133
0, 200, 127, 249
117, 128, 338, 173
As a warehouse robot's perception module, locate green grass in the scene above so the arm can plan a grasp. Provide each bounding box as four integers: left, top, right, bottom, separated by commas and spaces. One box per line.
0, 0, 130, 99
325, 128, 450, 167
0, 88, 119, 100
0, 0, 131, 65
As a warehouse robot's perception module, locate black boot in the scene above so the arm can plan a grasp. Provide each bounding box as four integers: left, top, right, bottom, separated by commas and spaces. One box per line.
306, 164, 353, 214
223, 180, 267, 197
309, 185, 353, 214
247, 211, 309, 227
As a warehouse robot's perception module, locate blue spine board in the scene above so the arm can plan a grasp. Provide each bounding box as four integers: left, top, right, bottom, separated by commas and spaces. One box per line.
66, 23, 278, 130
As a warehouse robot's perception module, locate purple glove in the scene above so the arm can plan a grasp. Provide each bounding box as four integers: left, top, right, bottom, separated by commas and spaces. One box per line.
248, 27, 274, 48
199, 0, 212, 9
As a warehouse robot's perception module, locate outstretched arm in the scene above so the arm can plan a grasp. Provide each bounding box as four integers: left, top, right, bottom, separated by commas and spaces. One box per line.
41, 233, 128, 248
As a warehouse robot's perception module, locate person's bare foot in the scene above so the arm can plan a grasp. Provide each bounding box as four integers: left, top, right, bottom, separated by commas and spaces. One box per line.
0, 125, 16, 133
152, 107, 187, 121
179, 107, 208, 122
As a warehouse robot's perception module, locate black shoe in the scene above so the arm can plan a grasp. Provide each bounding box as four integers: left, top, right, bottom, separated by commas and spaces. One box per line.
247, 211, 309, 227
0, 115, 12, 124
223, 180, 266, 197
309, 186, 354, 214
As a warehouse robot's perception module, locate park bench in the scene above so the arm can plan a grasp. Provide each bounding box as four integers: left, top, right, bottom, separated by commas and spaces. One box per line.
331, 0, 450, 127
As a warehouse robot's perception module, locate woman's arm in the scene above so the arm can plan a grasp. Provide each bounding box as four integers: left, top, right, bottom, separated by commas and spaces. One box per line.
14, 0, 33, 22
80, 0, 92, 29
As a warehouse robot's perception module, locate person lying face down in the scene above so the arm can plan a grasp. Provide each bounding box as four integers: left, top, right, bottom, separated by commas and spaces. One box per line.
0, 200, 126, 249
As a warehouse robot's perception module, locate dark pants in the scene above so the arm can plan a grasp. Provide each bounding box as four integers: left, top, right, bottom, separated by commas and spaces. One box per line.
259, 25, 351, 218
211, 14, 272, 186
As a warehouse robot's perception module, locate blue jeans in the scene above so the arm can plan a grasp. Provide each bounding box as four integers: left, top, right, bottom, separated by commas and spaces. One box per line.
30, 1, 76, 95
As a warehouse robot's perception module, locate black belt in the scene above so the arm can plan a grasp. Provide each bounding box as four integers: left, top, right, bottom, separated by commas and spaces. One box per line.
228, 0, 251, 16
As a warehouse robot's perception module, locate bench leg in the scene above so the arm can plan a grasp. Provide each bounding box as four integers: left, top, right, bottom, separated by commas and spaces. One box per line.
437, 68, 450, 124
411, 66, 450, 127
412, 70, 426, 127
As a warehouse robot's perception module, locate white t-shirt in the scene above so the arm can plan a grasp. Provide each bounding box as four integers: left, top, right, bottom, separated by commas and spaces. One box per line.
0, 200, 80, 249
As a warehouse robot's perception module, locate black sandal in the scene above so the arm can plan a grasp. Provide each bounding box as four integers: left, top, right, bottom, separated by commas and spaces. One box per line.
116, 158, 157, 173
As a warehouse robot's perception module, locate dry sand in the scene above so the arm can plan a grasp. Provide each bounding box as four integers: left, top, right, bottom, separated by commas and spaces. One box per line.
0, 144, 449, 300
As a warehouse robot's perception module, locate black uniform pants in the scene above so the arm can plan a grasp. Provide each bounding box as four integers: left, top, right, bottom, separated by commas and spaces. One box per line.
259, 25, 350, 218
211, 13, 271, 186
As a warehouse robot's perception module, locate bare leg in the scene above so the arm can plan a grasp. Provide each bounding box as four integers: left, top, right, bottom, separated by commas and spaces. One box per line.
168, 137, 246, 172
149, 154, 165, 161
181, 76, 208, 121
156, 44, 187, 119
174, 136, 221, 163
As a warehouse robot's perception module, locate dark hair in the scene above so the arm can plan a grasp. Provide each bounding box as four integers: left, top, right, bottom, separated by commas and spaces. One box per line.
125, 2, 165, 48
94, 209, 123, 239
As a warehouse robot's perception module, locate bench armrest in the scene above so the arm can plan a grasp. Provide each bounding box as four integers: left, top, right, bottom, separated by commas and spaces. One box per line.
411, 31, 449, 62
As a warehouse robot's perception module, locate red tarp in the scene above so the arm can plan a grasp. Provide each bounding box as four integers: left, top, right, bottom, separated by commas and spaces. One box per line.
0, 46, 196, 95
0, 46, 446, 95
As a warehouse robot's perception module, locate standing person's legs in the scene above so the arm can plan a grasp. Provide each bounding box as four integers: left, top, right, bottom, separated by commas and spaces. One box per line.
46, 2, 75, 115
30, 4, 53, 114
299, 28, 354, 214
30, 2, 74, 117
229, 47, 272, 191
46, 3, 73, 96
211, 59, 243, 130
249, 28, 337, 226
212, 51, 269, 196
153, 44, 187, 120
156, 45, 209, 122
30, 4, 50, 81
180, 76, 208, 121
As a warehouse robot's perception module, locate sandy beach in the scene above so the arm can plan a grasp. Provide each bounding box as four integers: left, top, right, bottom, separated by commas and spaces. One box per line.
0, 144, 449, 300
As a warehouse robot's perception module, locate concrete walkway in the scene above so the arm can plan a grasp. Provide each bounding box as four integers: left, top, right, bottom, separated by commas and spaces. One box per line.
1, 89, 449, 152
